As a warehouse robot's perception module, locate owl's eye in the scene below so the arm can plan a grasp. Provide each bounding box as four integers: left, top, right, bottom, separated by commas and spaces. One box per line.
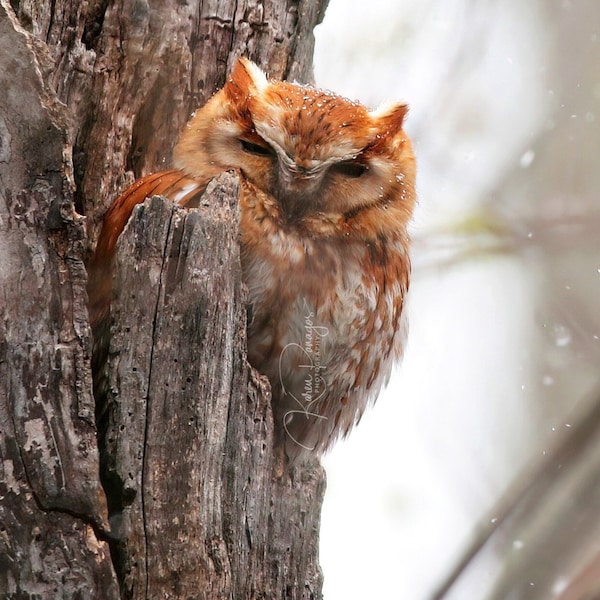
330, 160, 368, 179
239, 138, 275, 158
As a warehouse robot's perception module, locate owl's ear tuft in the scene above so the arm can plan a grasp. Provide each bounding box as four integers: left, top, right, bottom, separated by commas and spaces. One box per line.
225, 58, 269, 103
370, 102, 409, 137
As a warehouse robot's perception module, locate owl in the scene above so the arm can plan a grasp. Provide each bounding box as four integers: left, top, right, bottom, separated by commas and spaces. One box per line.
88, 58, 416, 463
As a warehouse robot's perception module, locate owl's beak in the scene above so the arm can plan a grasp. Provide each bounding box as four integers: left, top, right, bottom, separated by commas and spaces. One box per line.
286, 168, 320, 185
277, 160, 323, 191
274, 161, 324, 219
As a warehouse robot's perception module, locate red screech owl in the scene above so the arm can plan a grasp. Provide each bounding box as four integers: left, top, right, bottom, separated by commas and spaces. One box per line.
88, 58, 416, 463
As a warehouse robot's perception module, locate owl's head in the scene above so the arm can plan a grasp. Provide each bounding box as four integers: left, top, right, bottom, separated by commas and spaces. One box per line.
174, 58, 416, 236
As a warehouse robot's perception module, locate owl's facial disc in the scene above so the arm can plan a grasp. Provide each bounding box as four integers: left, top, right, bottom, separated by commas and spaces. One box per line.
238, 121, 375, 223
237, 132, 327, 219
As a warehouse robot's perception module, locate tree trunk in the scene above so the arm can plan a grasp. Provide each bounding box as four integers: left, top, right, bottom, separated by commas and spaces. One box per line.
0, 0, 328, 597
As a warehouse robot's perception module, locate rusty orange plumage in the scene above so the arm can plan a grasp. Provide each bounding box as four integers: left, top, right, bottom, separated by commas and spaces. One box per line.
88, 58, 416, 462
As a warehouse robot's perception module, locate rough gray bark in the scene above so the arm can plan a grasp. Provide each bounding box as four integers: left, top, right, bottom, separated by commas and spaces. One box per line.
0, 3, 117, 596
0, 0, 328, 597
104, 185, 324, 598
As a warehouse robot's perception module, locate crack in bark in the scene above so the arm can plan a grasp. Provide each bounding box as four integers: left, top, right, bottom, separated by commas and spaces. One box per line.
140, 203, 177, 599
46, 0, 56, 44
82, 0, 109, 50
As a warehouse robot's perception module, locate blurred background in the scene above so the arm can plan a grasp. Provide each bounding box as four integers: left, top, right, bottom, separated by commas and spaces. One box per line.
313, 1, 600, 598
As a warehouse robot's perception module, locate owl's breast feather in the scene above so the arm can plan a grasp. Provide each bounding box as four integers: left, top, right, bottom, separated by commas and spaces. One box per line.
239, 205, 409, 457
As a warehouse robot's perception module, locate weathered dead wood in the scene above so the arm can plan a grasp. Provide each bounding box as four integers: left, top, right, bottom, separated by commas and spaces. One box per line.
0, 3, 117, 596
103, 182, 325, 598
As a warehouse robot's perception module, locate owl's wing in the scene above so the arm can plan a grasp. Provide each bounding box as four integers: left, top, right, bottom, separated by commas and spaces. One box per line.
88, 169, 208, 328
93, 170, 207, 263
